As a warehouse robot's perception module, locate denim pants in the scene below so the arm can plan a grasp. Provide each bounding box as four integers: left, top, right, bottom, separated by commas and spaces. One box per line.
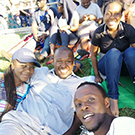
35, 36, 50, 57
19, 15, 31, 27
50, 30, 69, 46
98, 47, 135, 99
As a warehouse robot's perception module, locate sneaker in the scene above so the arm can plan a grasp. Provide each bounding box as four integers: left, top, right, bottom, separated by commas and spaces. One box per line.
34, 50, 45, 63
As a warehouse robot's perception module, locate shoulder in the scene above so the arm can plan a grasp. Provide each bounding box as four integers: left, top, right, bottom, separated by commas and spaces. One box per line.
72, 11, 79, 18
33, 8, 40, 16
94, 24, 105, 34
91, 2, 97, 6
121, 21, 135, 36
31, 67, 49, 79
49, 7, 57, 17
113, 116, 135, 123
34, 8, 40, 13
109, 117, 135, 134
90, 2, 99, 8
122, 21, 135, 30
34, 66, 49, 74
75, 5, 82, 11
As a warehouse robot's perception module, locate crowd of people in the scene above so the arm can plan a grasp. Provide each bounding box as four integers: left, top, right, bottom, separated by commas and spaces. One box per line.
0, 0, 59, 29
0, 0, 135, 134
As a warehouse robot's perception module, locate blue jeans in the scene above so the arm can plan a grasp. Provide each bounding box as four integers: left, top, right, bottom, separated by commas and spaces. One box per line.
19, 15, 31, 27
50, 30, 69, 46
98, 47, 135, 99
40, 36, 50, 57
35, 36, 50, 57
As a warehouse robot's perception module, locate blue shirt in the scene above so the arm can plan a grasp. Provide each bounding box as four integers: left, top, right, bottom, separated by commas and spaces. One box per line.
2, 67, 84, 135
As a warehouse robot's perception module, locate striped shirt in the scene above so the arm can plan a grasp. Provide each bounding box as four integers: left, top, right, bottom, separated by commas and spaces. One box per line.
0, 73, 29, 115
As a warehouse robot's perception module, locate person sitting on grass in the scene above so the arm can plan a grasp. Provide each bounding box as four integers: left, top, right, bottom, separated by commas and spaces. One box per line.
32, 0, 57, 62
0, 46, 84, 135
47, 0, 79, 65
74, 82, 135, 135
0, 48, 40, 122
75, 0, 103, 52
91, 1, 135, 117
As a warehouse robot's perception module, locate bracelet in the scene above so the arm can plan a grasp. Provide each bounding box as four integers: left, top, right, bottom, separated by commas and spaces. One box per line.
69, 25, 71, 29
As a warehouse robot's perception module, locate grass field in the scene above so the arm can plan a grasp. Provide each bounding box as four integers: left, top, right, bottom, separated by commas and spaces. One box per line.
0, 33, 135, 134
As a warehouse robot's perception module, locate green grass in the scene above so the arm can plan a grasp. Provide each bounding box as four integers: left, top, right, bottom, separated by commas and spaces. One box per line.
1, 33, 135, 134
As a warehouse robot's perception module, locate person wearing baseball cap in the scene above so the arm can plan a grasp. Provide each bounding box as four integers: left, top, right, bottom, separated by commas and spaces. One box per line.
0, 48, 40, 121
12, 48, 41, 67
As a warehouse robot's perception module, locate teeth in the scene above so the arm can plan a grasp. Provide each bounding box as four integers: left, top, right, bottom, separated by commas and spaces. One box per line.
84, 113, 93, 119
60, 70, 67, 73
108, 21, 116, 25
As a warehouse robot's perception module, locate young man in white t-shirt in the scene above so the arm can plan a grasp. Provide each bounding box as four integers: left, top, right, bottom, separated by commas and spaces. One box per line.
76, 0, 103, 51
74, 82, 135, 135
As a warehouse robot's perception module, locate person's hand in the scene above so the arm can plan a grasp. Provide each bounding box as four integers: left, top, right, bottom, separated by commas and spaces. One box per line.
87, 14, 97, 21
82, 15, 88, 21
34, 35, 39, 42
95, 75, 103, 83
39, 33, 48, 42
60, 25, 68, 32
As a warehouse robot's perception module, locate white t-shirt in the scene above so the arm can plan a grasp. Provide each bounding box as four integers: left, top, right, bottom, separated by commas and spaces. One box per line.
58, 11, 79, 28
76, 2, 103, 19
85, 117, 135, 135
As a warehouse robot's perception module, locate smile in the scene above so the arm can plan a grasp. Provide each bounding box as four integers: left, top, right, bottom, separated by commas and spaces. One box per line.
60, 69, 68, 73
83, 113, 94, 122
108, 21, 117, 26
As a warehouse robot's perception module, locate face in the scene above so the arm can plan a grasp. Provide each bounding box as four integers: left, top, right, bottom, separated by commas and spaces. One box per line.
57, 3, 64, 13
104, 2, 122, 31
74, 85, 110, 132
12, 60, 35, 86
36, 0, 46, 9
81, 0, 91, 9
54, 49, 74, 79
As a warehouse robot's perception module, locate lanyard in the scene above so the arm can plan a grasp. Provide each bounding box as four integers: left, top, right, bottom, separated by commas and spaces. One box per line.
15, 84, 30, 109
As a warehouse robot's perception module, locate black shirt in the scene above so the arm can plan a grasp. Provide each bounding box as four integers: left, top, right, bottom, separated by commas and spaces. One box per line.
92, 21, 135, 53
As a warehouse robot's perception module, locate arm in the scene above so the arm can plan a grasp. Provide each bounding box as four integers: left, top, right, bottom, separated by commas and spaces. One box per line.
48, 8, 55, 25
63, 113, 82, 135
91, 44, 103, 83
20, 10, 31, 16
79, 15, 88, 24
97, 18, 103, 25
32, 21, 39, 41
60, 11, 79, 32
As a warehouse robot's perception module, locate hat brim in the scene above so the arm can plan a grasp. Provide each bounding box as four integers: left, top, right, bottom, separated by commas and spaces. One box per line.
17, 58, 41, 67
33, 61, 41, 67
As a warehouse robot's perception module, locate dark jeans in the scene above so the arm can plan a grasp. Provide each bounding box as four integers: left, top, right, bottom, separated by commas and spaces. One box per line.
98, 47, 135, 99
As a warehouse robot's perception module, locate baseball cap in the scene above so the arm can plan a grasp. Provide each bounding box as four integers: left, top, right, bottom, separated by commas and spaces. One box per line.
12, 48, 41, 67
